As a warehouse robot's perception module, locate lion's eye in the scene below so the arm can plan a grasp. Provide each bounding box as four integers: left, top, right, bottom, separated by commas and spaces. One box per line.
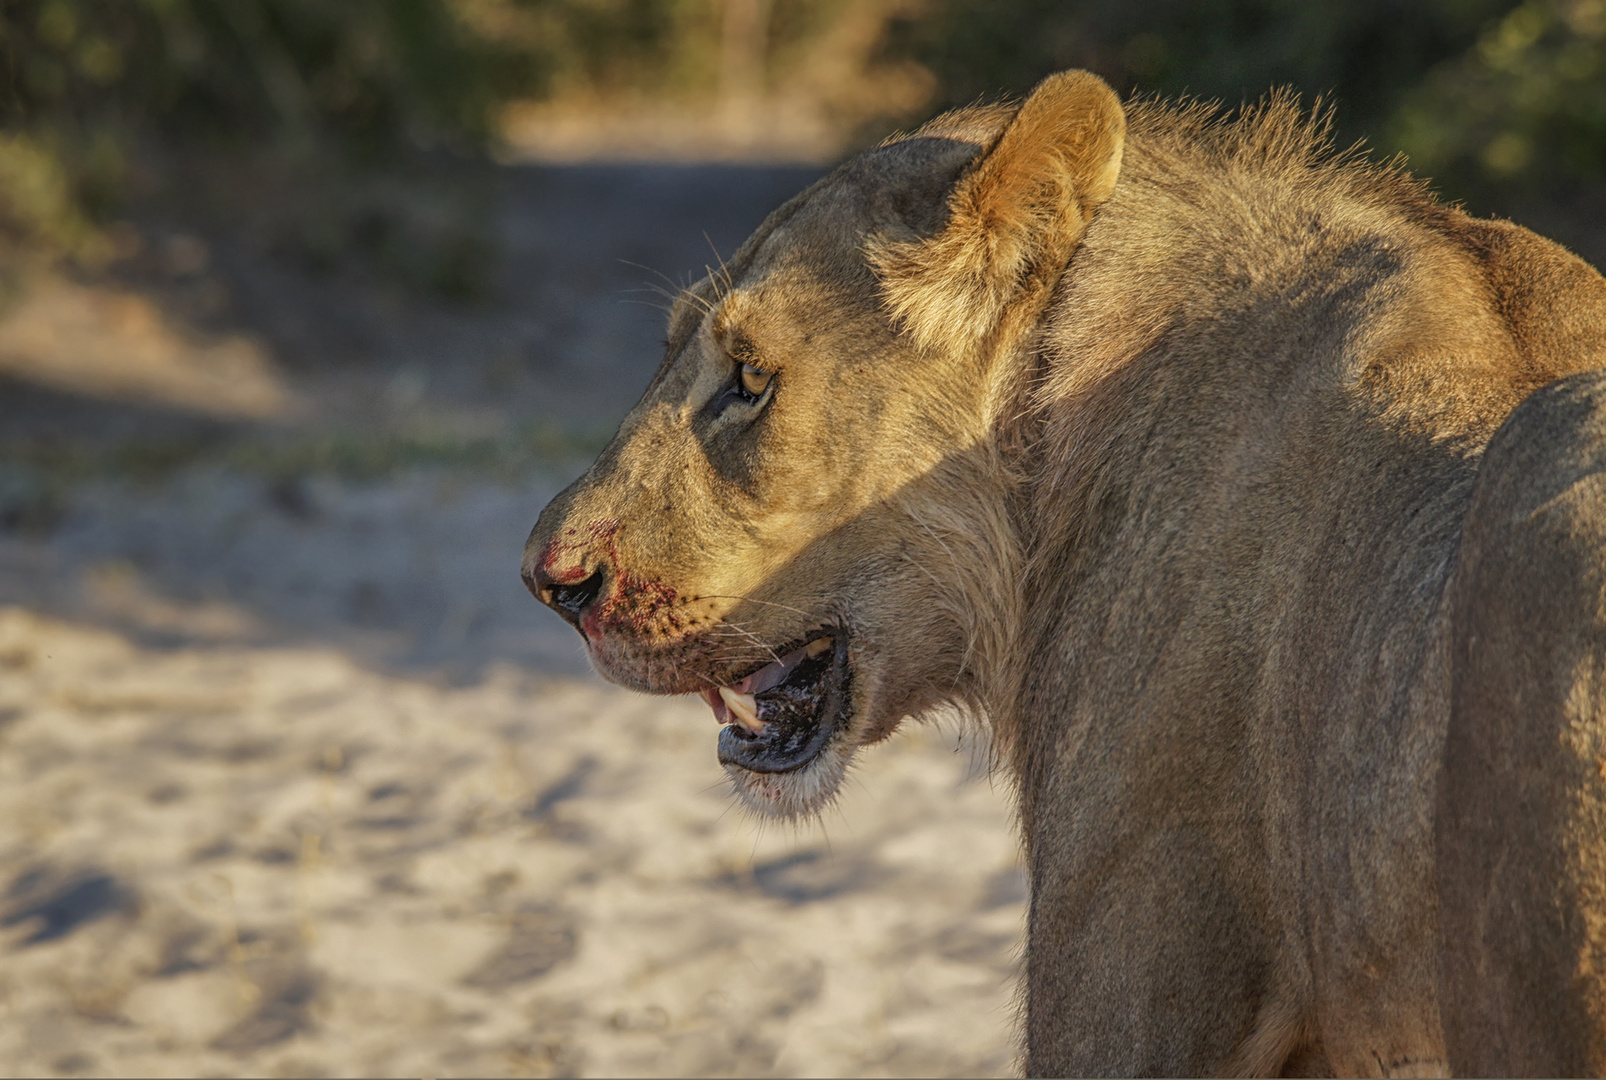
739, 362, 773, 399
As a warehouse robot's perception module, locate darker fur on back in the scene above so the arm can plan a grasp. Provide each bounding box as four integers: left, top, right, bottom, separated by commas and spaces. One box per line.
975, 93, 1606, 1074
875, 96, 1606, 1073
528, 72, 1606, 1074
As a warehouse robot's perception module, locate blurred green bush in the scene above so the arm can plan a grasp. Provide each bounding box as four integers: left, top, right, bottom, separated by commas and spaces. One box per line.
2, 0, 542, 147
1389, 0, 1606, 193
0, 0, 546, 264
903, 0, 1606, 200
2, 0, 1604, 266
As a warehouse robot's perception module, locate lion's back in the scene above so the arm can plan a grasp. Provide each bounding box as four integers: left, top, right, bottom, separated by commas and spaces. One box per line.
1021, 116, 1606, 1073
1439, 368, 1606, 1074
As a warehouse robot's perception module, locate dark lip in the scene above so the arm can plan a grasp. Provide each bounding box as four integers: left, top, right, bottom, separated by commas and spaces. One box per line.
717, 631, 850, 774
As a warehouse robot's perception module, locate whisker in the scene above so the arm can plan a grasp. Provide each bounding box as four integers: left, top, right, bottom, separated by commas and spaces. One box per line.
683, 288, 716, 316
720, 622, 783, 664
618, 297, 674, 314
616, 258, 680, 291
697, 594, 826, 622
703, 232, 737, 295
704, 267, 730, 307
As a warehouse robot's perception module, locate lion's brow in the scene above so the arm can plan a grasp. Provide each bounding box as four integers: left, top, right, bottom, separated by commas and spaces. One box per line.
724, 330, 760, 366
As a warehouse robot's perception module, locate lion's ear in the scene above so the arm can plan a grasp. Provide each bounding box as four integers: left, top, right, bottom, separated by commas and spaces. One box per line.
868, 70, 1126, 352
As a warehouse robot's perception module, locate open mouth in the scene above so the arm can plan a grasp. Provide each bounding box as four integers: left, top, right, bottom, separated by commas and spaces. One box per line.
699, 631, 850, 774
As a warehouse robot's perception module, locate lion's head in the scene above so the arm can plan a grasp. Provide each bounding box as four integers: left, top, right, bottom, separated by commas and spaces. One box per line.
523, 72, 1125, 817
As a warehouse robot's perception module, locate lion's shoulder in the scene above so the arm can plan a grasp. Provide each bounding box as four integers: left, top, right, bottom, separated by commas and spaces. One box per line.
1445, 215, 1606, 387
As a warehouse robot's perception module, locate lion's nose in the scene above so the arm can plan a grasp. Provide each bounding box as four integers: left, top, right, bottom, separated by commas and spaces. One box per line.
525, 563, 607, 631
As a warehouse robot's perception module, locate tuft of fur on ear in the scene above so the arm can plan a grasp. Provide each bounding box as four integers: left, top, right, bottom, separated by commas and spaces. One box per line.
867, 70, 1126, 354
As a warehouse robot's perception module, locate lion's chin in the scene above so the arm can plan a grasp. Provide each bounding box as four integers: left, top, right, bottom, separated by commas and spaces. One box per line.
724, 734, 857, 819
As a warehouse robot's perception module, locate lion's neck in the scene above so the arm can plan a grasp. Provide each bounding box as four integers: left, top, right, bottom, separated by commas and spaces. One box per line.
986, 127, 1518, 789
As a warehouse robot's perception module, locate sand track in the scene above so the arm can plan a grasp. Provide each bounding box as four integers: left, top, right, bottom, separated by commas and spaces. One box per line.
0, 161, 1023, 1078
0, 473, 1022, 1079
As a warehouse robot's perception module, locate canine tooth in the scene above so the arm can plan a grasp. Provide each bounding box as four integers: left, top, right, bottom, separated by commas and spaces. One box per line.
806, 636, 833, 658
718, 686, 763, 731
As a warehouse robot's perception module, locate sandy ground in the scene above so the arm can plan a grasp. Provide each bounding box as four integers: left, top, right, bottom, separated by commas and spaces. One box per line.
0, 160, 1026, 1078
0, 474, 1023, 1079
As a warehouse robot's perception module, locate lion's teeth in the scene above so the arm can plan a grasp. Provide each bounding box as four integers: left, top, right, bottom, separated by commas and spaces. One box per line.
718, 686, 763, 731
806, 636, 832, 658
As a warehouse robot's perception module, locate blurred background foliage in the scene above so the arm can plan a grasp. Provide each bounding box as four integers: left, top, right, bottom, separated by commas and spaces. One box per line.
905, 0, 1606, 205
0, 0, 1603, 273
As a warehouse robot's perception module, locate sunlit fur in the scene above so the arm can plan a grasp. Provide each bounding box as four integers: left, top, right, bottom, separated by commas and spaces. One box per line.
527, 70, 1606, 1074
867, 72, 1124, 354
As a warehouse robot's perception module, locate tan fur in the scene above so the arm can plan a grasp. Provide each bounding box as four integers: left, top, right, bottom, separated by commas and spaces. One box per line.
525, 71, 1606, 1074
867, 71, 1124, 355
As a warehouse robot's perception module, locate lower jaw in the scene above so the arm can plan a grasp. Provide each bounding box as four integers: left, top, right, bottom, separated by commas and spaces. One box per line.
715, 634, 851, 774
716, 711, 842, 774
723, 735, 857, 819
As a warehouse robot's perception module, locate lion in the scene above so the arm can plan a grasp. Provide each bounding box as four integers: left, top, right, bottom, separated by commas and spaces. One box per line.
522, 70, 1606, 1075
